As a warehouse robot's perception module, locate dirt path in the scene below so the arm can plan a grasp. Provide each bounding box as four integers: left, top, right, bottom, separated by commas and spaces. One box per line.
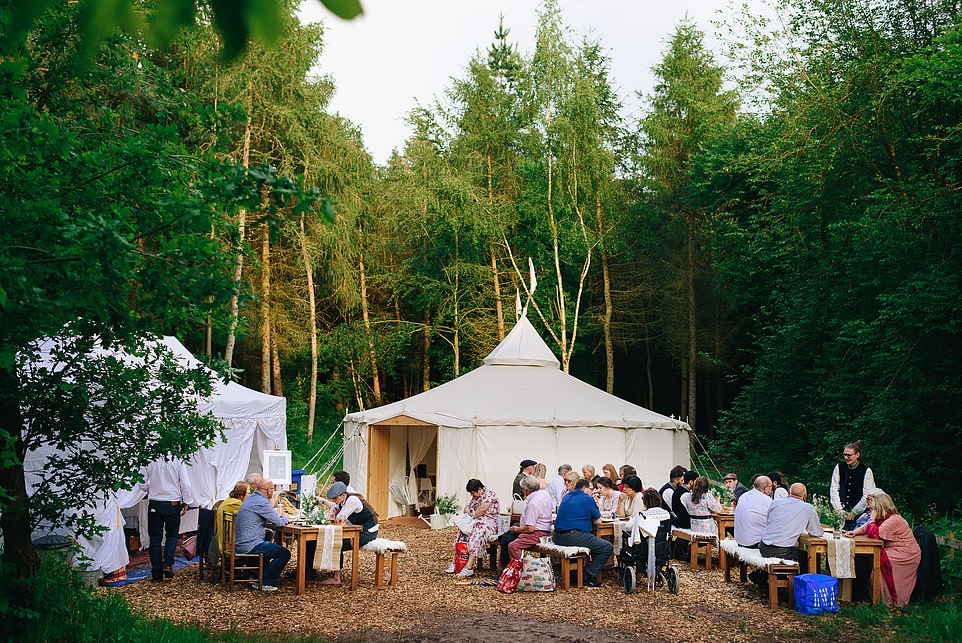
113, 518, 851, 642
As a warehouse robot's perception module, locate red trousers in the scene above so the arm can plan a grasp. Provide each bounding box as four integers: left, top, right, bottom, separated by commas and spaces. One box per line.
508, 530, 549, 561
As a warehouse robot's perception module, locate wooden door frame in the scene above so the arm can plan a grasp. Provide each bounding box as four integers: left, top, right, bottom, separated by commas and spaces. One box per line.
366, 415, 436, 517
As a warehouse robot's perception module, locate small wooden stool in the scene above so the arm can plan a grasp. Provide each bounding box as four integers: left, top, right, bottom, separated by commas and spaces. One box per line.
374, 550, 401, 588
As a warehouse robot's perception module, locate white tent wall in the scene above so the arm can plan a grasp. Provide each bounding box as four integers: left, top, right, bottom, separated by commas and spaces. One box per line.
435, 425, 475, 517
343, 421, 368, 496
25, 335, 287, 571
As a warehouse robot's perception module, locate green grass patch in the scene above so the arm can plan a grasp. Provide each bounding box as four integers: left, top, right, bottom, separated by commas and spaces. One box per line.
812, 595, 961, 643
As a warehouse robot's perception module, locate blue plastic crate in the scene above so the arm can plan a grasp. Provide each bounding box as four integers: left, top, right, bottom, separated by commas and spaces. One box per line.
794, 573, 839, 614
291, 468, 307, 494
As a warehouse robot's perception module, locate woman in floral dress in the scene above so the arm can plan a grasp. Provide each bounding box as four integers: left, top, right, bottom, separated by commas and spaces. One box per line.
445, 479, 500, 578
681, 476, 722, 537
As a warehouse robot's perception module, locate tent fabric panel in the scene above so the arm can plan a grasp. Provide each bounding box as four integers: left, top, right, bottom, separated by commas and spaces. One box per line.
673, 428, 692, 469
626, 428, 676, 492
343, 421, 368, 496
435, 425, 478, 516
387, 425, 409, 518
554, 427, 626, 478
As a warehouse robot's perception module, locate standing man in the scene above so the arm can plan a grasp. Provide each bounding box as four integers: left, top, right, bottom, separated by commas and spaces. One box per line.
830, 440, 876, 529
235, 477, 291, 592
552, 478, 613, 587
723, 473, 749, 504
734, 475, 773, 548
142, 455, 193, 582
547, 464, 572, 508
759, 482, 823, 570
513, 459, 537, 499
506, 476, 553, 562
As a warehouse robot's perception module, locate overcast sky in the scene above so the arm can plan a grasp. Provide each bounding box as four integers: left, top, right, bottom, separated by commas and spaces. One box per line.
298, 1, 743, 165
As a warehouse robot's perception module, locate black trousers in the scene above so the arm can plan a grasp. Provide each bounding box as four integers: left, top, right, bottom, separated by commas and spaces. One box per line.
147, 500, 181, 577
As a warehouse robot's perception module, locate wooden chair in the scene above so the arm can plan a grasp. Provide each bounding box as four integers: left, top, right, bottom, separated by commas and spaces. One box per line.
221, 511, 264, 591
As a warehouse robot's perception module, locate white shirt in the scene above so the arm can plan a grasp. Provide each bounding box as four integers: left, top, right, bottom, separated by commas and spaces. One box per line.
734, 489, 772, 547
547, 475, 566, 508
142, 458, 193, 505
335, 494, 379, 532
760, 497, 824, 548
829, 464, 876, 514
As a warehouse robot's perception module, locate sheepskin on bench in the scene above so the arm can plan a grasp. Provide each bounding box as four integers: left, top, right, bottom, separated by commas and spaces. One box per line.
362, 538, 405, 588
532, 542, 591, 558
672, 528, 718, 571
719, 538, 799, 609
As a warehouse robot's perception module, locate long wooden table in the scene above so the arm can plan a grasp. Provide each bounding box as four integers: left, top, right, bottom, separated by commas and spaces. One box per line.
797, 532, 882, 604
277, 523, 362, 595
712, 510, 734, 538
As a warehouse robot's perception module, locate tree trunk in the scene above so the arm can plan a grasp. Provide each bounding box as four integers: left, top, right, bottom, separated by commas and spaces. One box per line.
224, 82, 253, 368
422, 311, 431, 392
687, 215, 697, 432
0, 366, 40, 582
488, 151, 505, 341
260, 225, 271, 394
680, 359, 688, 421
299, 200, 317, 439
271, 338, 282, 397
596, 194, 614, 394
642, 303, 654, 408
358, 249, 381, 405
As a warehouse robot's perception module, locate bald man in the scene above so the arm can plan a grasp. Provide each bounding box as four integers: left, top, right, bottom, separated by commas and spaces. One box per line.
758, 482, 824, 570
734, 475, 773, 548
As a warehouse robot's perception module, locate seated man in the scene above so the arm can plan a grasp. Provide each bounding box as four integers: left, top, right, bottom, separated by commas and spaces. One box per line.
759, 483, 823, 571
547, 464, 572, 508
506, 476, 553, 562
734, 475, 772, 548
552, 478, 613, 587
659, 465, 686, 513
234, 477, 290, 592
724, 473, 749, 505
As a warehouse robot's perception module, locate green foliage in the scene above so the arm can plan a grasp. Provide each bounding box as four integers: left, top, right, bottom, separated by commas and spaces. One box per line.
4, 0, 362, 61
435, 493, 459, 515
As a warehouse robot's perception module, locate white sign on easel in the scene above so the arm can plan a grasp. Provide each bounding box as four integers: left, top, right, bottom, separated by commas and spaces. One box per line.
263, 450, 292, 486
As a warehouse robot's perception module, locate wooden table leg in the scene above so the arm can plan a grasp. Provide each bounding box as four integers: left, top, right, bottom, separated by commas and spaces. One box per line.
296, 534, 306, 596
705, 542, 713, 571
351, 535, 360, 591
872, 549, 881, 605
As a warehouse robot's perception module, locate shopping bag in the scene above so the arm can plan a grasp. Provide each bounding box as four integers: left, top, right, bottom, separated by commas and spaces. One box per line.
454, 541, 470, 574
452, 513, 475, 535
496, 514, 512, 536
794, 574, 839, 615
497, 558, 524, 594
517, 552, 555, 592
511, 493, 526, 515
181, 535, 197, 559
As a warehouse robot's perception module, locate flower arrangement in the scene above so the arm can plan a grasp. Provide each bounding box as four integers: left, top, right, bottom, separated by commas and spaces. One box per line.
299, 489, 330, 525
435, 493, 459, 516
809, 493, 842, 528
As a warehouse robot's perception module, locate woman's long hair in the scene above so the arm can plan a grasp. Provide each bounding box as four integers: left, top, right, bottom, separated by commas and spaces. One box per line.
691, 476, 709, 504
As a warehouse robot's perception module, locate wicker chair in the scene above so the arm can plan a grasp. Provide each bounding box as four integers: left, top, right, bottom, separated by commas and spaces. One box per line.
221, 511, 264, 591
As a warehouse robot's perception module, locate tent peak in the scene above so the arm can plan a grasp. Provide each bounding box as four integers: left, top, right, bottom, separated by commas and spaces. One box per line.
483, 316, 559, 368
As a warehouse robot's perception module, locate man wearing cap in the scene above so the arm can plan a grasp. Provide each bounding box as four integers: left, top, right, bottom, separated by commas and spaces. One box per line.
513, 459, 537, 499
318, 481, 380, 585
234, 477, 290, 591
724, 473, 749, 504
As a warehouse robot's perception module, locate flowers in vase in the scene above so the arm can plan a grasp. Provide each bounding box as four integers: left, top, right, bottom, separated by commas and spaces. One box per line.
300, 489, 330, 525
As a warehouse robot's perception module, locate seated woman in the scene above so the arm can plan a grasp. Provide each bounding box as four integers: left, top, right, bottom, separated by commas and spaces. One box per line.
206, 481, 249, 568
319, 481, 379, 585
602, 463, 620, 488
845, 491, 920, 607
768, 471, 789, 499
617, 465, 638, 492
680, 476, 722, 537
445, 479, 500, 579
532, 463, 549, 490
595, 477, 621, 517
616, 475, 644, 520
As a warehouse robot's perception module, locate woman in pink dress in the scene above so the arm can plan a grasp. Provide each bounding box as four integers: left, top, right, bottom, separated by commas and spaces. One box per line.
846, 492, 920, 607
445, 479, 500, 578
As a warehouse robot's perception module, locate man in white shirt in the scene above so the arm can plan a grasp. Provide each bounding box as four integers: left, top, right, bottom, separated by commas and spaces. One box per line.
759, 483, 824, 570
734, 475, 772, 548
142, 456, 193, 582
547, 464, 571, 508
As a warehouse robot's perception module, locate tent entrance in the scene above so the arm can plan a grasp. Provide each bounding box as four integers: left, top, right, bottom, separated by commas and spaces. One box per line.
366, 415, 437, 518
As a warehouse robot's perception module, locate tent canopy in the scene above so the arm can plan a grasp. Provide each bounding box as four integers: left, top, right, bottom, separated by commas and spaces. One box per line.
24, 334, 286, 573
343, 316, 690, 517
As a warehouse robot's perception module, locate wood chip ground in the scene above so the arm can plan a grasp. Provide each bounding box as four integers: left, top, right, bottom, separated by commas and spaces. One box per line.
110, 517, 863, 642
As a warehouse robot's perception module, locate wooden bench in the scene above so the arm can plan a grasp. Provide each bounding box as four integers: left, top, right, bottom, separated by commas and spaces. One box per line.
719, 539, 799, 609
672, 528, 717, 570
530, 542, 590, 589
361, 538, 406, 588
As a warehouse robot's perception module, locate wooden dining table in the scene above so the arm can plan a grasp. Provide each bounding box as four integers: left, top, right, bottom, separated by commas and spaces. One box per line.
797, 532, 883, 604
712, 510, 735, 538
277, 523, 362, 595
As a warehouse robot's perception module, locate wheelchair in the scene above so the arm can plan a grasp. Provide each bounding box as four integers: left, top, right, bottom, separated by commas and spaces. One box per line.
618, 519, 679, 594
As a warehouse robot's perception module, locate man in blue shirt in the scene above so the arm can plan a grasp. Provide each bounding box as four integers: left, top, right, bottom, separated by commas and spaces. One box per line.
552, 476, 613, 587
235, 477, 290, 591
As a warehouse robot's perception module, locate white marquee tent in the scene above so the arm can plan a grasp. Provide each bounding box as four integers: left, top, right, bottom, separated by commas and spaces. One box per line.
342, 316, 691, 518
24, 335, 286, 574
